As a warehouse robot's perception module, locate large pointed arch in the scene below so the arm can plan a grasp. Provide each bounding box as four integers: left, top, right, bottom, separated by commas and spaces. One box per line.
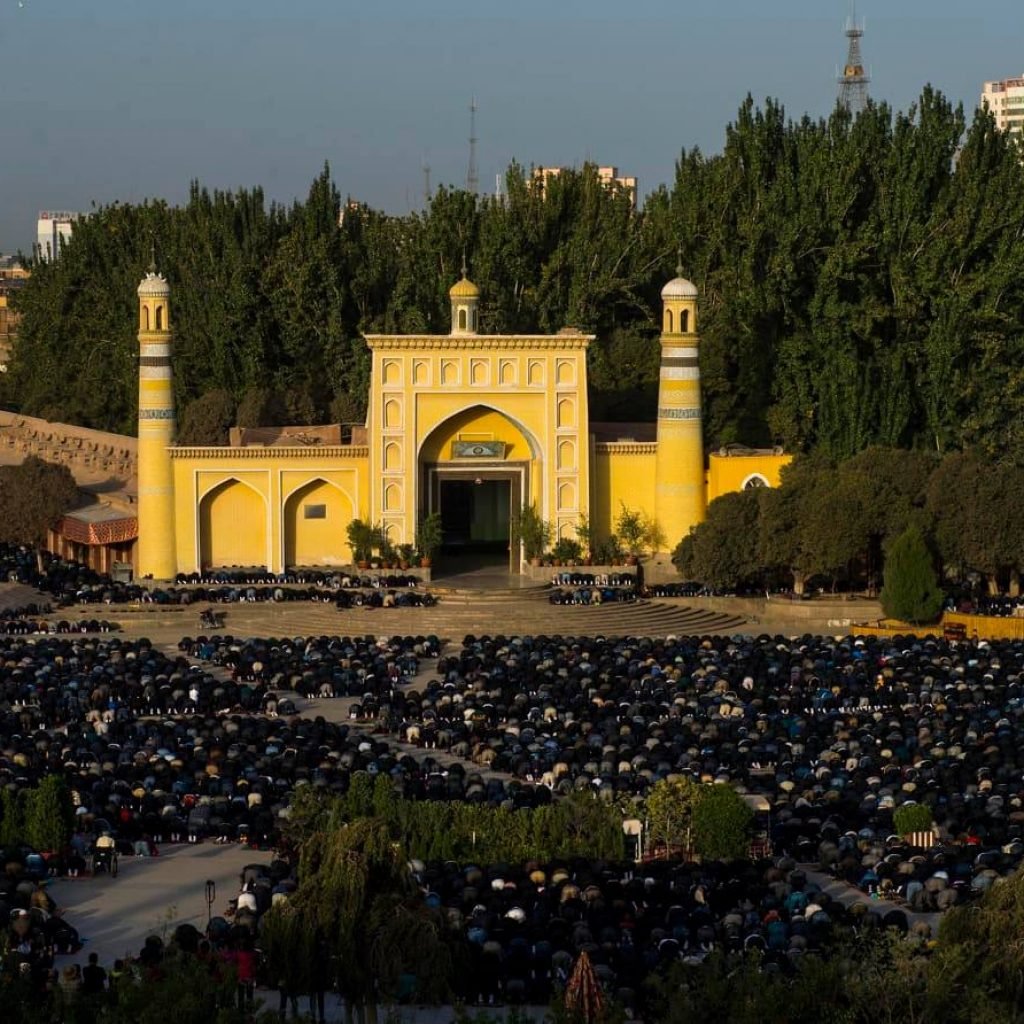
416, 402, 541, 462
198, 478, 268, 569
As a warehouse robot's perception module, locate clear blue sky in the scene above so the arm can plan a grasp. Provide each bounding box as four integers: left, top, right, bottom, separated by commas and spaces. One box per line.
0, 0, 1020, 253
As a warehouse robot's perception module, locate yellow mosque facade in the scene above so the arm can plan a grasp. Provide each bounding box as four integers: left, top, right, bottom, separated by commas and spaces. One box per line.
133, 265, 789, 579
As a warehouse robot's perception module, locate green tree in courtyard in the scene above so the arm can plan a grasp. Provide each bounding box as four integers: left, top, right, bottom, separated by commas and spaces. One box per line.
644, 777, 699, 853
283, 818, 450, 1022
690, 785, 754, 861
23, 776, 73, 853
672, 489, 761, 589
0, 457, 79, 564
880, 524, 943, 624
0, 787, 26, 846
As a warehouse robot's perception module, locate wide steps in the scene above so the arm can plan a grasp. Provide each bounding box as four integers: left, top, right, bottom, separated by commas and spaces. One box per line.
43, 599, 748, 643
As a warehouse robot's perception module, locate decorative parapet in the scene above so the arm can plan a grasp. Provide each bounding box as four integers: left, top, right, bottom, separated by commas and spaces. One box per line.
365, 335, 594, 351
594, 442, 658, 455
170, 445, 369, 460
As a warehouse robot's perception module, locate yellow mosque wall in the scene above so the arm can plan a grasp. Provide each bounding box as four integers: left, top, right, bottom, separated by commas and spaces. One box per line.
131, 266, 792, 577
170, 448, 368, 573
590, 445, 658, 542
365, 335, 592, 547
707, 452, 791, 501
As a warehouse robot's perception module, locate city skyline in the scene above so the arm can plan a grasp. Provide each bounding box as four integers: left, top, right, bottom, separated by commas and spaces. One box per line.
0, 0, 1020, 252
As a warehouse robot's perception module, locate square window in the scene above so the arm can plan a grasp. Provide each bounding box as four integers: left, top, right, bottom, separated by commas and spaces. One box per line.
304, 504, 327, 520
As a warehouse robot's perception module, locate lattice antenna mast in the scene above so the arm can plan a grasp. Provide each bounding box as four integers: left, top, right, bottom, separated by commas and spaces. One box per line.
838, 5, 870, 115
466, 98, 479, 195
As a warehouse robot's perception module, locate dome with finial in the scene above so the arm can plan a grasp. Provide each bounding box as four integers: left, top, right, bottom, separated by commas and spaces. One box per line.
138, 250, 170, 298
138, 271, 170, 298
661, 249, 697, 300
449, 271, 480, 299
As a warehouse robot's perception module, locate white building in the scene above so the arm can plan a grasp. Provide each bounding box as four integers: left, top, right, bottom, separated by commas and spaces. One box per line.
981, 75, 1024, 138
36, 211, 78, 262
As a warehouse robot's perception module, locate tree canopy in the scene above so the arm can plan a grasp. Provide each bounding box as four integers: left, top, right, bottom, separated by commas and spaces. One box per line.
5, 90, 1024, 462
0, 456, 79, 548
674, 446, 1024, 596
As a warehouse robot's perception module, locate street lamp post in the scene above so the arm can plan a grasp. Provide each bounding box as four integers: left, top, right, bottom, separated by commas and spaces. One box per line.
205, 879, 216, 927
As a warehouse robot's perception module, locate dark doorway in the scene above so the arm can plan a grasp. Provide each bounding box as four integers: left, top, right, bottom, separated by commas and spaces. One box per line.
439, 478, 511, 569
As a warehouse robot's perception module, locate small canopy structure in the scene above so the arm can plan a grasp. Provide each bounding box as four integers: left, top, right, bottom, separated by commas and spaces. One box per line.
564, 949, 605, 1024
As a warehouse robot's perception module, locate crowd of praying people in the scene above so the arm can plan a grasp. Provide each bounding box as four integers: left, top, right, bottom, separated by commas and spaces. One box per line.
7, 538, 1024, 1007
0, 545, 432, 611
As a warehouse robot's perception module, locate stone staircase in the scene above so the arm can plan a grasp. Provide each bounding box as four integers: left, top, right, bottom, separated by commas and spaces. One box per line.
164, 597, 748, 641
40, 593, 748, 644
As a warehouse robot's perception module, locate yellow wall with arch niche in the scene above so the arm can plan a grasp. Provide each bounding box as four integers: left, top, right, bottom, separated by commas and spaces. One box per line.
419, 406, 534, 463
707, 453, 791, 502
199, 479, 267, 568
284, 479, 354, 567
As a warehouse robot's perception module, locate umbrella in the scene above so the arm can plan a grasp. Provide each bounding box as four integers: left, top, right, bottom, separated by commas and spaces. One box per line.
564, 949, 605, 1024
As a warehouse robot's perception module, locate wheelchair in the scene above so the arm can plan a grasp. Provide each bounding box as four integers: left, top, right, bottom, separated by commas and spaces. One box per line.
92, 845, 119, 878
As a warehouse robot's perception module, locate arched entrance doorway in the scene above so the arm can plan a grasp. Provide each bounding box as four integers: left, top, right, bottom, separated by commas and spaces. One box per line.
283, 479, 353, 567
418, 405, 538, 574
199, 479, 267, 569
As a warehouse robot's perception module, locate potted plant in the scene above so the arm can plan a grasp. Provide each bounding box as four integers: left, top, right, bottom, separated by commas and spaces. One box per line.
616, 503, 647, 565
397, 543, 415, 570
416, 513, 443, 568
346, 519, 374, 569
576, 513, 592, 565
513, 503, 552, 567
552, 537, 582, 567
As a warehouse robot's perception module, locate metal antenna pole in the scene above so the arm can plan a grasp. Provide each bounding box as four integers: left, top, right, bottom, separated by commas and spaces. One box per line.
467, 98, 479, 195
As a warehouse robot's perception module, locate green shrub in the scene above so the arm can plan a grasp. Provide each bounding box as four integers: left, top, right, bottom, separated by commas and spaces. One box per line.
551, 537, 583, 563
690, 785, 754, 861
893, 802, 934, 836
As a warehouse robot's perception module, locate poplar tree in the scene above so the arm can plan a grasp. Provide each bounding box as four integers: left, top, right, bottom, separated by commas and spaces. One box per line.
880, 524, 943, 624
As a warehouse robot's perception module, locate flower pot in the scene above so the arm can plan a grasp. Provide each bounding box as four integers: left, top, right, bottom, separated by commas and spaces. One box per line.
400, 561, 410, 570
626, 554, 638, 566
529, 557, 541, 568
553, 558, 562, 567
420, 556, 432, 568
357, 560, 370, 570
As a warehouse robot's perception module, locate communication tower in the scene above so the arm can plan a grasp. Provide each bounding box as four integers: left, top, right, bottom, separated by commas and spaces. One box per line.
838, 6, 870, 114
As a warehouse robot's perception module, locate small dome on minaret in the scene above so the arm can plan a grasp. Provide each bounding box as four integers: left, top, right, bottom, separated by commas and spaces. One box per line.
138, 270, 170, 298
449, 273, 480, 300
450, 258, 480, 335
661, 253, 697, 300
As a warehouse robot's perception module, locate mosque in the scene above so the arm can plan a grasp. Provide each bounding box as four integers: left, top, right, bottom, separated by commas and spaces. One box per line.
126, 262, 789, 578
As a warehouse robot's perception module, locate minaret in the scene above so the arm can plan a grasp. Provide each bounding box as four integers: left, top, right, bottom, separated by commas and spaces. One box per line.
449, 258, 480, 335
135, 261, 177, 579
654, 255, 705, 547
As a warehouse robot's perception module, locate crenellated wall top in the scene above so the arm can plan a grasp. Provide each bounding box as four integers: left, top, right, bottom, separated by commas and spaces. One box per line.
170, 445, 369, 460
365, 335, 593, 351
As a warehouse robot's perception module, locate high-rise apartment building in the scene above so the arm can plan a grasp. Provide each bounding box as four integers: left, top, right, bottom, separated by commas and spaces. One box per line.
0, 257, 28, 370
36, 211, 78, 261
533, 165, 638, 208
982, 75, 1024, 138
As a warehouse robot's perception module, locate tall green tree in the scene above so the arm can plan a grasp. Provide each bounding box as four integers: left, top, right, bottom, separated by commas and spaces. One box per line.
880, 524, 943, 624
286, 818, 450, 1021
